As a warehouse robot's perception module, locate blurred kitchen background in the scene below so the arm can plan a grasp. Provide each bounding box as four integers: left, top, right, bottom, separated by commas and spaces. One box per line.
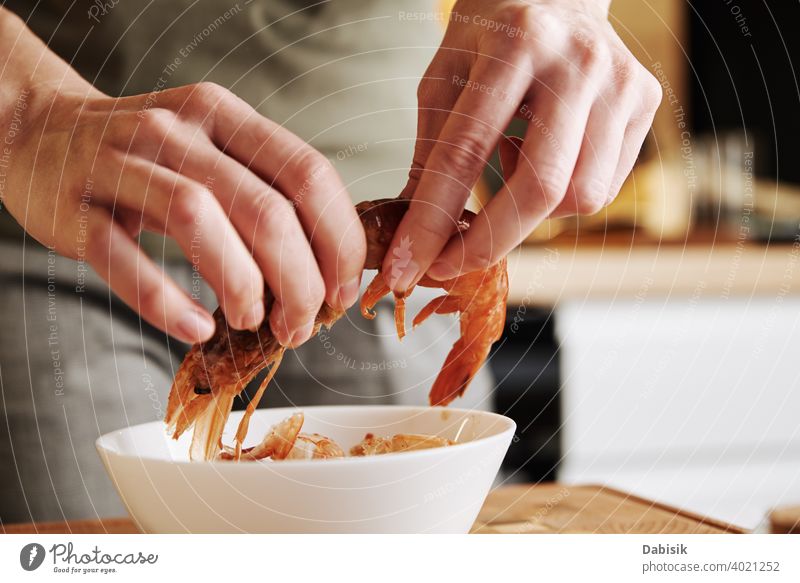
489, 0, 800, 531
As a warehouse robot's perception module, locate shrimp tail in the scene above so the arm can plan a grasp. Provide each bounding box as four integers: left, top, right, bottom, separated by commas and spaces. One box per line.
428, 338, 486, 406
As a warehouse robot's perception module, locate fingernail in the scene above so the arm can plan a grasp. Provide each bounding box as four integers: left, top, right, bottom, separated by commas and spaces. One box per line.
240, 300, 265, 331
387, 258, 418, 293
384, 235, 420, 292
337, 277, 361, 309
289, 320, 315, 347
177, 309, 215, 342
427, 261, 457, 281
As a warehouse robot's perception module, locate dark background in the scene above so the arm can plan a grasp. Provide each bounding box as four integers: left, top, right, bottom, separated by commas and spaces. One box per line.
689, 1, 800, 183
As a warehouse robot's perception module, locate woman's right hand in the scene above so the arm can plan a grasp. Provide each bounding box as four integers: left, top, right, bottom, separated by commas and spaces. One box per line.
4, 79, 366, 346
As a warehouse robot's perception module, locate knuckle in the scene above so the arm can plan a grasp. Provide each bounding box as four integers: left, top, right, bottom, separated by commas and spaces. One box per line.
483, 4, 536, 59
86, 218, 112, 259
501, 3, 536, 29
137, 108, 176, 139
572, 35, 610, 75
286, 147, 336, 200
169, 185, 208, 231
417, 74, 442, 102
641, 72, 664, 111
533, 161, 570, 208
612, 55, 638, 88
497, 3, 537, 39
574, 179, 609, 215
138, 280, 165, 320
437, 129, 489, 180
190, 81, 230, 109
247, 190, 296, 235
226, 275, 262, 310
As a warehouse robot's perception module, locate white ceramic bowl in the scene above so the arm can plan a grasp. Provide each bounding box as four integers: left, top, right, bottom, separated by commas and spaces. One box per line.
96, 405, 515, 533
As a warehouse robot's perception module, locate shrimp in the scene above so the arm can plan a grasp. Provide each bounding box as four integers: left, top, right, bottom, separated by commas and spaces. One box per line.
165, 197, 508, 461
390, 433, 455, 452
165, 301, 340, 461
217, 412, 304, 461
285, 433, 345, 460
349, 433, 393, 457
356, 198, 508, 406
219, 414, 452, 462
349, 432, 454, 456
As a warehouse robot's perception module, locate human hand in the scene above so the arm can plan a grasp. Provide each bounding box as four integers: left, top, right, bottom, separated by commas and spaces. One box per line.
5, 81, 365, 345
385, 0, 662, 289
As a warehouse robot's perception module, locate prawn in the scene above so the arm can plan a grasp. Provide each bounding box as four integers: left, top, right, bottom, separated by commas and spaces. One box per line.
356, 198, 508, 406
165, 197, 508, 461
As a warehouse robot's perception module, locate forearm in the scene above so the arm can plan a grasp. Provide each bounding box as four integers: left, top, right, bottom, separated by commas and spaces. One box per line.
0, 7, 95, 130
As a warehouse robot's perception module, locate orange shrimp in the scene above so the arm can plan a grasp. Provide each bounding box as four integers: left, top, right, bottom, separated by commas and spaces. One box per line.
217, 412, 304, 461
356, 198, 508, 406
349, 432, 455, 456
165, 197, 508, 461
285, 433, 345, 460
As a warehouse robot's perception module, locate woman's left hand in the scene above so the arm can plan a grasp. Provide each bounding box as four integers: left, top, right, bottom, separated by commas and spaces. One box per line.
385, 0, 662, 290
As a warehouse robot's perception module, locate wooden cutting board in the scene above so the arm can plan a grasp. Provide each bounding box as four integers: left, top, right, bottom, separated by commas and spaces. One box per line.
2, 484, 743, 534
471, 484, 743, 534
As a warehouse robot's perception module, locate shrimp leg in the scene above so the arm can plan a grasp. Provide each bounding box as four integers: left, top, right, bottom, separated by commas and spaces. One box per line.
232, 349, 285, 460
413, 295, 461, 328
360, 274, 390, 319
360, 273, 409, 339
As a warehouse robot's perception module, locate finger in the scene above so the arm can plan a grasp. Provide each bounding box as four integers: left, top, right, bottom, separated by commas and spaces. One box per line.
197, 155, 328, 345
268, 147, 364, 314
383, 55, 532, 291
95, 152, 265, 332
83, 207, 215, 344
608, 80, 662, 197
123, 115, 329, 341
161, 85, 366, 313
429, 66, 599, 279
550, 94, 632, 218
181, 157, 327, 345
399, 47, 470, 200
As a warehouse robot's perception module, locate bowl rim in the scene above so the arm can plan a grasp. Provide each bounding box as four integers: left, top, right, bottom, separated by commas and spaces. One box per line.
95, 405, 517, 469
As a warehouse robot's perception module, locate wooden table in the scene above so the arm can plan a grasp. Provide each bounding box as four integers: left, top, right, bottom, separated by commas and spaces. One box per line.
508, 238, 800, 305
2, 484, 743, 534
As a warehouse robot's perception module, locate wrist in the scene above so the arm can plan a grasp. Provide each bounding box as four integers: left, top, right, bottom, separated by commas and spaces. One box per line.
0, 7, 99, 125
